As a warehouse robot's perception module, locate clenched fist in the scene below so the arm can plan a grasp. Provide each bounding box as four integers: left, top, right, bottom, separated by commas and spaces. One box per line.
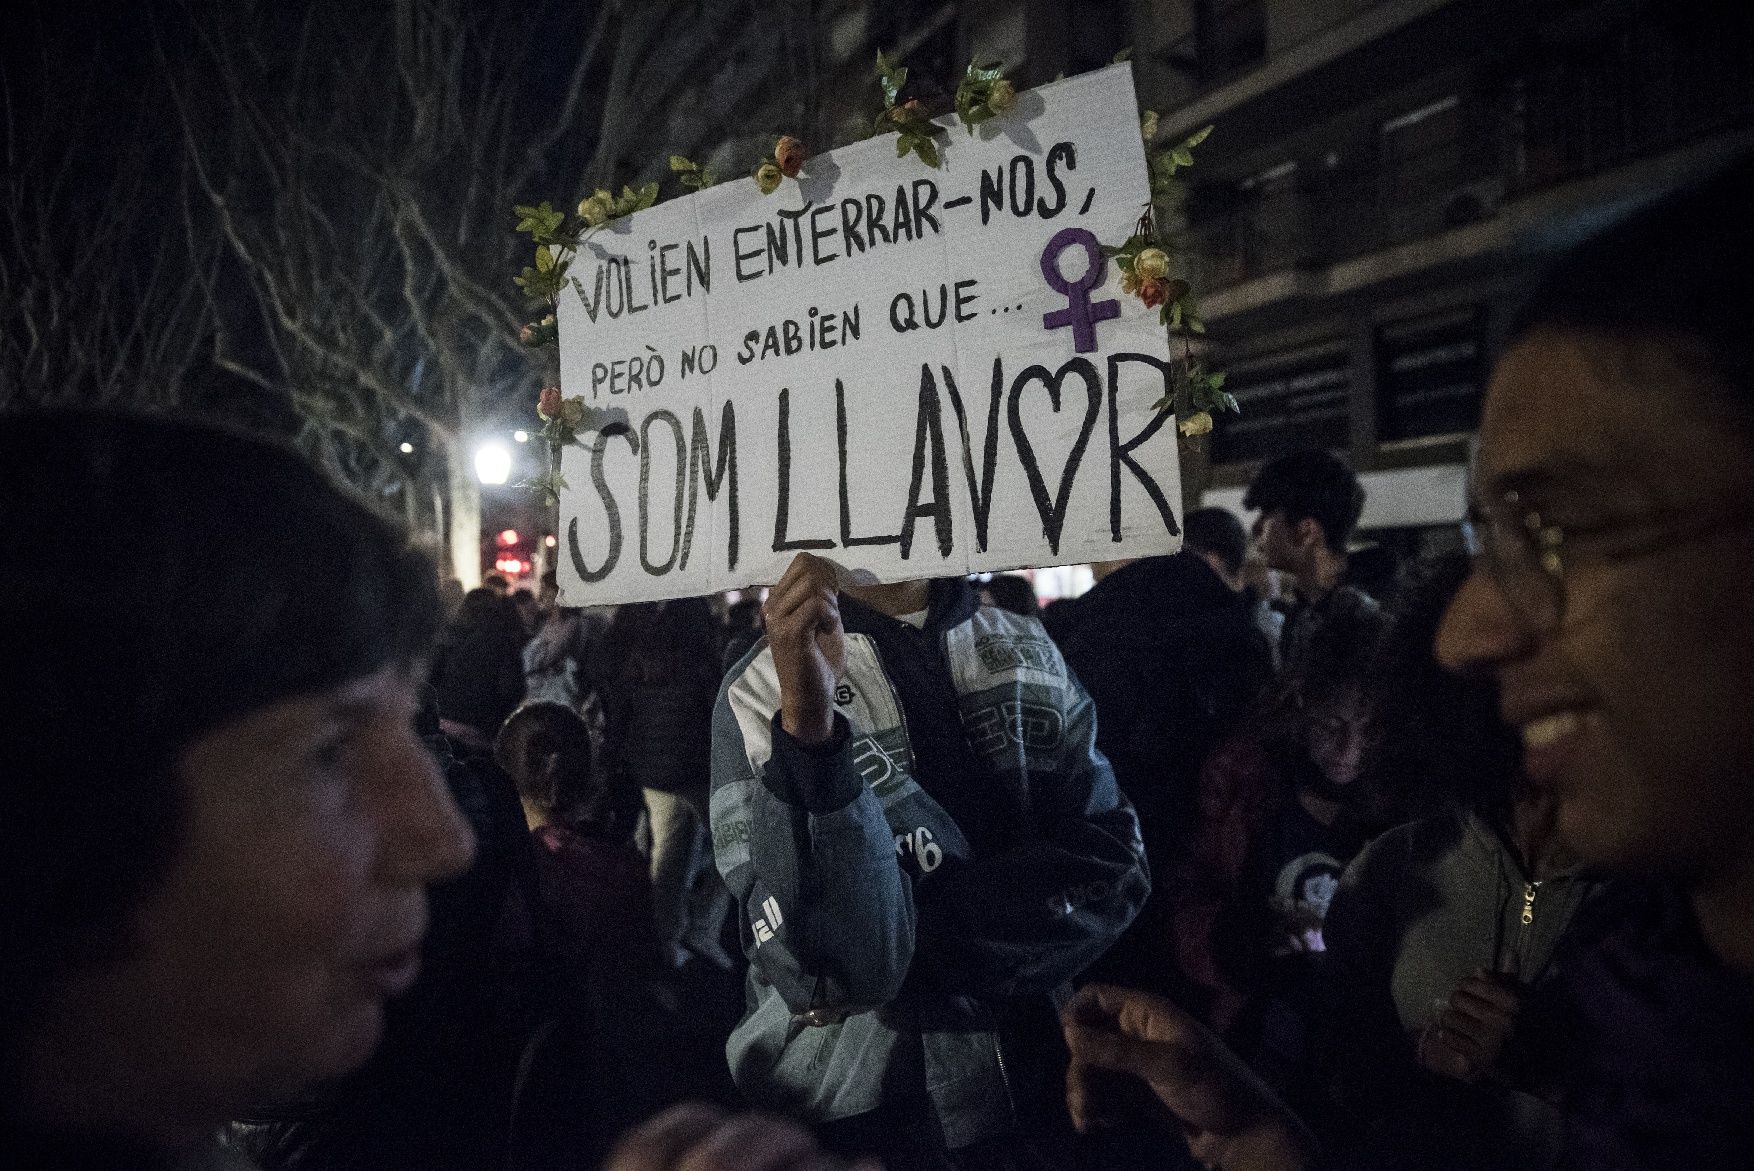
764, 553, 847, 745
1417, 969, 1524, 1085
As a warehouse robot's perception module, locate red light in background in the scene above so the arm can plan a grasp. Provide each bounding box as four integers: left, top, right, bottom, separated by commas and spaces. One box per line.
544, 535, 557, 548
497, 529, 520, 547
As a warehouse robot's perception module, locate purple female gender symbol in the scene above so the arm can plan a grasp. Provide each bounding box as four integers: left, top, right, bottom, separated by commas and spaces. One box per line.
1040, 227, 1120, 353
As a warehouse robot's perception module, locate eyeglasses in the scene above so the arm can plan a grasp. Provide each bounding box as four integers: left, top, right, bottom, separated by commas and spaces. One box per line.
1464, 488, 1754, 634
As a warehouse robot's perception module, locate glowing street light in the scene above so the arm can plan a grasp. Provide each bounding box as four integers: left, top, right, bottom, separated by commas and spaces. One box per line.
399, 442, 414, 454
475, 442, 511, 485
513, 430, 530, 443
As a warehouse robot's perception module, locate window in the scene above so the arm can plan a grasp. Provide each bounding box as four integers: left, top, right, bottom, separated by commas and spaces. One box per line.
1375, 306, 1485, 442
1211, 341, 1352, 466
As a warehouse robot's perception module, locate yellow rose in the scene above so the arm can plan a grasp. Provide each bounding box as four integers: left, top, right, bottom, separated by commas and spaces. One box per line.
577, 191, 612, 227
1120, 270, 1140, 296
987, 79, 1016, 115
1178, 410, 1213, 438
1134, 247, 1171, 281
754, 160, 783, 195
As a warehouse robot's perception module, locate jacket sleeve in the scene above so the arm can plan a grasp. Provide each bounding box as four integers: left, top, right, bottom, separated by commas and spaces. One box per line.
911, 676, 1150, 999
709, 666, 915, 1016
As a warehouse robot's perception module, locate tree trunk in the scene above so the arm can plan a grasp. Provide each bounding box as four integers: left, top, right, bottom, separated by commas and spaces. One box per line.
442, 435, 482, 587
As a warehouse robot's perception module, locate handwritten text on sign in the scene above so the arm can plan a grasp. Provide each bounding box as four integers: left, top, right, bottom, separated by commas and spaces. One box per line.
555, 64, 1181, 605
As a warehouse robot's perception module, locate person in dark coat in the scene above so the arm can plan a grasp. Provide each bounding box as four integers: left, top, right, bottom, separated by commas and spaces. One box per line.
592, 598, 730, 969
1061, 547, 1274, 1002
430, 588, 527, 747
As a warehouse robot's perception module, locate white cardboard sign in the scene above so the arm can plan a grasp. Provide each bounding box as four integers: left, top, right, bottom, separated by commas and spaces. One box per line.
555, 64, 1182, 604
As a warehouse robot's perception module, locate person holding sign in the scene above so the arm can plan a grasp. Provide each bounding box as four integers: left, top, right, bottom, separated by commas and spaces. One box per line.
709, 553, 1150, 1169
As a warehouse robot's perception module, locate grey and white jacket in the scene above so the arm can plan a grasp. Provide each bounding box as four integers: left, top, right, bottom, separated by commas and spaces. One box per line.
709, 580, 1149, 1149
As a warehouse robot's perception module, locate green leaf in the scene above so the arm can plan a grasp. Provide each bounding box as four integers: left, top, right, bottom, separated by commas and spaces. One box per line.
876, 49, 908, 107
1169, 301, 1183, 329
534, 244, 554, 273
636, 181, 659, 209
1181, 124, 1214, 149
1189, 317, 1206, 334
896, 134, 912, 158
1218, 390, 1240, 413
1171, 147, 1194, 168
1112, 46, 1133, 63
1208, 371, 1227, 389
669, 155, 698, 173
914, 135, 940, 168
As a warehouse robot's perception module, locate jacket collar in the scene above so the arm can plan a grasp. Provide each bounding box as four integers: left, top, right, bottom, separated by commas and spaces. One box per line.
840, 577, 979, 639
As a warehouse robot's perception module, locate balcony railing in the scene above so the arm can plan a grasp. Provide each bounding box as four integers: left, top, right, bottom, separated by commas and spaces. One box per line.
1185, 6, 1754, 292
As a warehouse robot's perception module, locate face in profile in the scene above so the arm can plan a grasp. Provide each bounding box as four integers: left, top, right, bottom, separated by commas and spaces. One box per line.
56, 664, 474, 1124
1252, 509, 1300, 574
1439, 329, 1754, 880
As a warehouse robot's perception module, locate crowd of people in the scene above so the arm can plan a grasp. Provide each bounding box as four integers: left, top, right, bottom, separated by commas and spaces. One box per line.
3, 158, 1751, 1171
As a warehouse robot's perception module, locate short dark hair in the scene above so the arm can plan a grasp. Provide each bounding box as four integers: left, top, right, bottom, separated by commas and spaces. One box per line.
1183, 507, 1249, 576
496, 701, 638, 838
1, 411, 437, 1018
1243, 450, 1365, 552
496, 701, 594, 809
1510, 153, 1754, 426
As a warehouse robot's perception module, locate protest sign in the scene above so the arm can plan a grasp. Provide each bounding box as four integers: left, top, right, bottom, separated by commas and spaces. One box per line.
554, 63, 1182, 605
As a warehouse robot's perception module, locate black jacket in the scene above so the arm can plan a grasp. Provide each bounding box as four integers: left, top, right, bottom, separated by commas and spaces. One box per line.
1059, 551, 1273, 843
1059, 551, 1273, 997
430, 605, 527, 738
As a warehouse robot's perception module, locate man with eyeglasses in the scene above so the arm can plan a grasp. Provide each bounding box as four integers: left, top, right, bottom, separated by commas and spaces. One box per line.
1056, 158, 1754, 1171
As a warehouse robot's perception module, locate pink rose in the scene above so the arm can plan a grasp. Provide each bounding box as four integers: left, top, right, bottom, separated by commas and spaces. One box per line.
775, 136, 806, 179
537, 385, 563, 420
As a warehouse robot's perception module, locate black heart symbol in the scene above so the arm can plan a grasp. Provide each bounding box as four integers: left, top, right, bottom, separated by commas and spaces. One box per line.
1007, 357, 1102, 555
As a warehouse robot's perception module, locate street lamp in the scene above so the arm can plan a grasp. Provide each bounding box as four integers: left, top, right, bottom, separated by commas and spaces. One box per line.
513, 430, 530, 443
475, 442, 511, 485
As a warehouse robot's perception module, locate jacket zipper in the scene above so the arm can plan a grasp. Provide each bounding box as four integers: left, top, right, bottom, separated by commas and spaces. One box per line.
1514, 880, 1541, 969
